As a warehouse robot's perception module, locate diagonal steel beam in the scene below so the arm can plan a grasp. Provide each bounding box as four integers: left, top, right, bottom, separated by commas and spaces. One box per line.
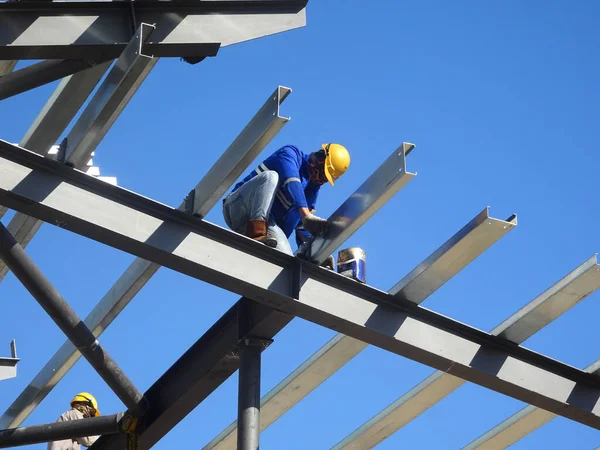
0, 61, 110, 223
0, 223, 147, 416
60, 23, 157, 168
463, 359, 600, 450
0, 58, 112, 101
203, 207, 517, 449
0, 24, 157, 283
0, 85, 291, 429
1, 143, 600, 430
304, 142, 416, 264
333, 255, 600, 450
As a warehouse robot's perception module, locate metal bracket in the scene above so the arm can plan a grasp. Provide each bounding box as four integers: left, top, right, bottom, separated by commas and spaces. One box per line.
238, 336, 273, 350
56, 138, 68, 164
183, 189, 196, 216
137, 23, 156, 59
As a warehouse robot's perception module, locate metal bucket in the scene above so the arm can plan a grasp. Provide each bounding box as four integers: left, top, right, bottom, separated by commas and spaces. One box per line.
337, 247, 366, 283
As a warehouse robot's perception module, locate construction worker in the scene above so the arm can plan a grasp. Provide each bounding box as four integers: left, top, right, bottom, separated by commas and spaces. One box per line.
222, 143, 350, 255
48, 393, 100, 450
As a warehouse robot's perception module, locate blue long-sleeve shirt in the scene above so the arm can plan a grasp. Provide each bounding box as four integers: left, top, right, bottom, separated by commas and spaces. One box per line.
232, 145, 320, 244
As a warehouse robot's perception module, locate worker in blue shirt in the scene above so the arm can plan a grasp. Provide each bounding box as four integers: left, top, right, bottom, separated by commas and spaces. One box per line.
222, 143, 351, 255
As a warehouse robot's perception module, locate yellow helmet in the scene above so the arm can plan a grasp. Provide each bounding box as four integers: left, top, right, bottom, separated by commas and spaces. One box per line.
71, 392, 100, 417
321, 143, 350, 186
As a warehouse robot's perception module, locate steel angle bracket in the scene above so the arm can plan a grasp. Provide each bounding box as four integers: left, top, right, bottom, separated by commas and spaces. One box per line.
184, 85, 292, 218
59, 22, 157, 169
302, 142, 417, 265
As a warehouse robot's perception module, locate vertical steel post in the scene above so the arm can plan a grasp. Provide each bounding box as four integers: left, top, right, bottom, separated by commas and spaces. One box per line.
237, 337, 268, 450
237, 339, 261, 450
0, 223, 147, 416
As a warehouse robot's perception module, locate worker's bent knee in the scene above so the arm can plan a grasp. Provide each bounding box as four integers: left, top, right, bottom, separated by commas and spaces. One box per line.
260, 170, 279, 189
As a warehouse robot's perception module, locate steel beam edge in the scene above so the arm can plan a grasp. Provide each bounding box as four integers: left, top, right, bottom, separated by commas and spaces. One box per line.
0, 23, 158, 283
0, 85, 292, 429
202, 206, 516, 449
0, 61, 17, 77
332, 254, 600, 450
463, 357, 600, 449
306, 142, 417, 264
0, 357, 19, 382
2, 142, 600, 431
0, 1, 308, 60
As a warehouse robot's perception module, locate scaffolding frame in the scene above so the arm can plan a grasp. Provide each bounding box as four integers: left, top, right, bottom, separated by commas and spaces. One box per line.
1, 1, 599, 449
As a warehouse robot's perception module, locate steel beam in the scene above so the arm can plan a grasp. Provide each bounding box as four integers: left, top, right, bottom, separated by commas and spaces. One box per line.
0, 358, 19, 382
0, 223, 147, 416
0, 61, 17, 77
333, 255, 600, 450
60, 23, 157, 168
0, 1, 308, 60
0, 58, 111, 100
0, 340, 19, 382
0, 413, 123, 448
0, 24, 156, 283
203, 207, 517, 449
0, 85, 291, 429
0, 61, 110, 280
1, 143, 600, 430
304, 142, 416, 264
463, 359, 600, 450
185, 86, 291, 218
91, 299, 293, 450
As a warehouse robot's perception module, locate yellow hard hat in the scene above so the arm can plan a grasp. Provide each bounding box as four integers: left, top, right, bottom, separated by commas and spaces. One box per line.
321, 143, 350, 186
71, 392, 100, 417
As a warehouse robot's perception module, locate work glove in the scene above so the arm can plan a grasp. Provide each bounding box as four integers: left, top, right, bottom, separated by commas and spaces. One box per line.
301, 213, 330, 237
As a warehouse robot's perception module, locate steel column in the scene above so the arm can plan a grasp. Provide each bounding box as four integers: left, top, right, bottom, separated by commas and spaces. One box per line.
203, 207, 517, 450
0, 413, 123, 449
237, 338, 266, 450
0, 59, 111, 101
332, 255, 600, 450
1, 143, 600, 429
0, 223, 147, 416
0, 84, 292, 429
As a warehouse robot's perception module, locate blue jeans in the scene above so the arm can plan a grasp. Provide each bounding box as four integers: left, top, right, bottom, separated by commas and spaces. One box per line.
222, 171, 293, 255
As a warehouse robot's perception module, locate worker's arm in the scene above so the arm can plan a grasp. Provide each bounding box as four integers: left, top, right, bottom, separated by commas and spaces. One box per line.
77, 435, 99, 447
267, 147, 310, 209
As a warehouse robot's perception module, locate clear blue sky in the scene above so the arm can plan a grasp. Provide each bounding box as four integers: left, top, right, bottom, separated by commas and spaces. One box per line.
1, 1, 600, 448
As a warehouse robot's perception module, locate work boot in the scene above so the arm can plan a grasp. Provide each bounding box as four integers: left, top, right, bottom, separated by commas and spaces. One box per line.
245, 220, 277, 248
